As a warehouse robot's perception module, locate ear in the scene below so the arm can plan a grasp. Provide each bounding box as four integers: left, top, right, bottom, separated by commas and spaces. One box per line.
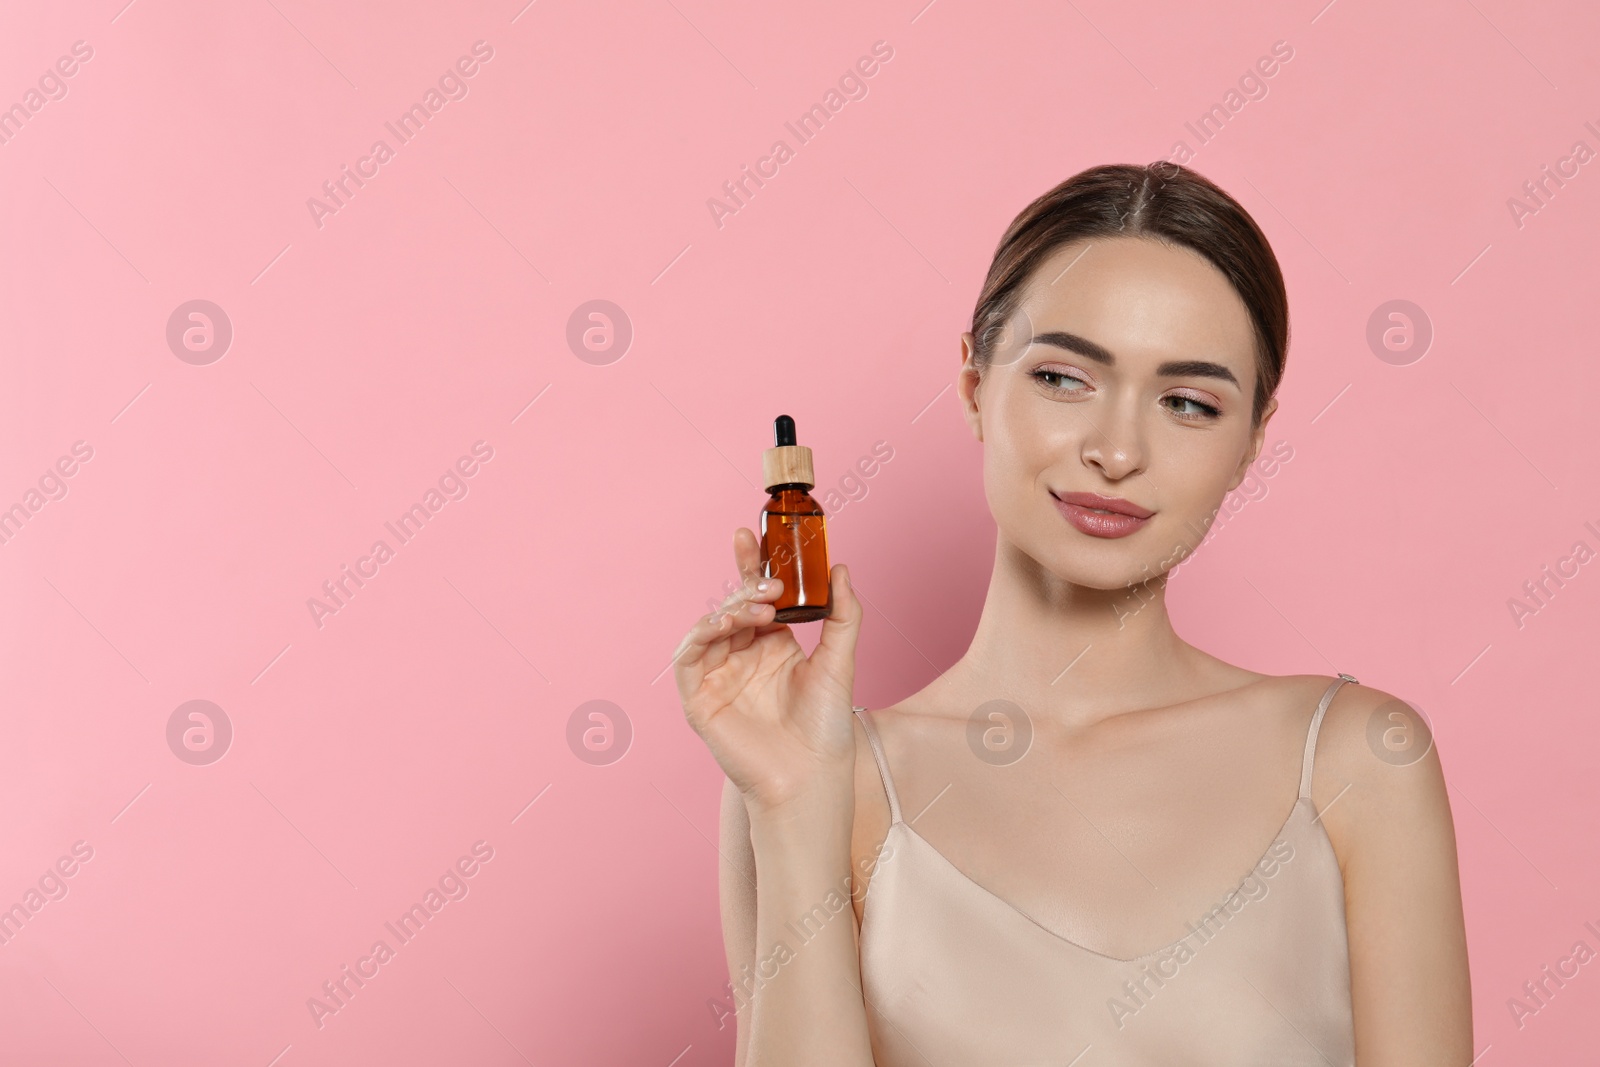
1226, 395, 1277, 492
958, 331, 984, 442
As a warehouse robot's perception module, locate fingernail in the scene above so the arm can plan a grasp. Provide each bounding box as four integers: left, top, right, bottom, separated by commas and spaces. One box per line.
756, 580, 770, 591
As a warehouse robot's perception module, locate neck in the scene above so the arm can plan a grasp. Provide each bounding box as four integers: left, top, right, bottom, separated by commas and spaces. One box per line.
945, 536, 1207, 727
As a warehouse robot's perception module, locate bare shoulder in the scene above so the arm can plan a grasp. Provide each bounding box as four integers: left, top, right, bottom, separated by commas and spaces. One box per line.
1294, 676, 1474, 1053
1295, 676, 1455, 872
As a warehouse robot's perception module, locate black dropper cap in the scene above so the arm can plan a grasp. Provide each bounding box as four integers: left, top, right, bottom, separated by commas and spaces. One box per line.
762, 414, 814, 490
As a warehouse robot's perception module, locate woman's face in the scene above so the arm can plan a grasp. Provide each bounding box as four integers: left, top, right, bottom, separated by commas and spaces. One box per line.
959, 235, 1276, 591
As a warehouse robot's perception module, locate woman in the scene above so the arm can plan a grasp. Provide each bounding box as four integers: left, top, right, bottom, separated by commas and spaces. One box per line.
674, 162, 1472, 1065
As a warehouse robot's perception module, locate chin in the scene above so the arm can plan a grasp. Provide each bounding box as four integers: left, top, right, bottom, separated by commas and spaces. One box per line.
1020, 539, 1169, 592
1061, 560, 1168, 593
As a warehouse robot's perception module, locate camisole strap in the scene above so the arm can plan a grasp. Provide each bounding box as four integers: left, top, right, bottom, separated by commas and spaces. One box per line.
853, 707, 902, 824
1300, 673, 1360, 798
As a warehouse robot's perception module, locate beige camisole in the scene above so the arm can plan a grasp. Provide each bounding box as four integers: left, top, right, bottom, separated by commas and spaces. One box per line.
851, 675, 1360, 1066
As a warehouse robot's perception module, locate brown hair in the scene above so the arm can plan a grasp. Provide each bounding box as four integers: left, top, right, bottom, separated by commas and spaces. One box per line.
969, 162, 1288, 425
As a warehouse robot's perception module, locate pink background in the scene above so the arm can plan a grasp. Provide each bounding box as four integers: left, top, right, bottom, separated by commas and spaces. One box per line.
1, 0, 1596, 1062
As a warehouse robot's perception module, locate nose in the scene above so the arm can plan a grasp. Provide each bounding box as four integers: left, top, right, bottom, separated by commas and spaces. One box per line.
1079, 403, 1146, 481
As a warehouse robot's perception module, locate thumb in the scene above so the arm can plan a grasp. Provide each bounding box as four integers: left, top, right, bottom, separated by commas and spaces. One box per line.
813, 563, 862, 671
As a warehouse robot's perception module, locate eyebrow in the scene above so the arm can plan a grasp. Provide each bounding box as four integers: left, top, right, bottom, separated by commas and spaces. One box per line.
1029, 330, 1241, 388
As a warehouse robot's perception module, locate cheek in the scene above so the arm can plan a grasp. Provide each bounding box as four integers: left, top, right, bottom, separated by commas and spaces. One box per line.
1155, 431, 1249, 515
983, 420, 1089, 546
989, 388, 1075, 459
984, 407, 1062, 496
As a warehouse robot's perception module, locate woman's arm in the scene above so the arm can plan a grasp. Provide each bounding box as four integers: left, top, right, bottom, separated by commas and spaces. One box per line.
719, 776, 759, 1067
1317, 683, 1474, 1064
678, 532, 876, 1066
720, 774, 875, 1067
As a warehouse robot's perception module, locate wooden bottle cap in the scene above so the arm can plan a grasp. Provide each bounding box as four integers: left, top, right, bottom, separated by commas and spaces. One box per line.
763, 444, 814, 490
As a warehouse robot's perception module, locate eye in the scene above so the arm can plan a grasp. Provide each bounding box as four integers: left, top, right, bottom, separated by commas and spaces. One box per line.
1164, 393, 1221, 420
1029, 367, 1089, 394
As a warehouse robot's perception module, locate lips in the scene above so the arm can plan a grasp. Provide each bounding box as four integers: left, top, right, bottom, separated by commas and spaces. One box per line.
1051, 490, 1154, 538
1053, 491, 1153, 518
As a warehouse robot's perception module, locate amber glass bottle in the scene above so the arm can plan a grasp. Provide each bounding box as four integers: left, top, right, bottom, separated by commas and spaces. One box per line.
759, 415, 832, 622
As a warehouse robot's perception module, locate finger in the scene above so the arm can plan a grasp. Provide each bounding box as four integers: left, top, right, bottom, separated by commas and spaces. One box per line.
734, 527, 763, 584
723, 574, 794, 656
727, 605, 790, 653
672, 609, 733, 704
813, 563, 863, 674
709, 593, 778, 656
673, 597, 761, 686
675, 586, 783, 703
699, 597, 781, 682
715, 571, 783, 617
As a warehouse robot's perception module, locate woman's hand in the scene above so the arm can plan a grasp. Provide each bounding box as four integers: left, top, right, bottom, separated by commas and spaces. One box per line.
674, 527, 863, 819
